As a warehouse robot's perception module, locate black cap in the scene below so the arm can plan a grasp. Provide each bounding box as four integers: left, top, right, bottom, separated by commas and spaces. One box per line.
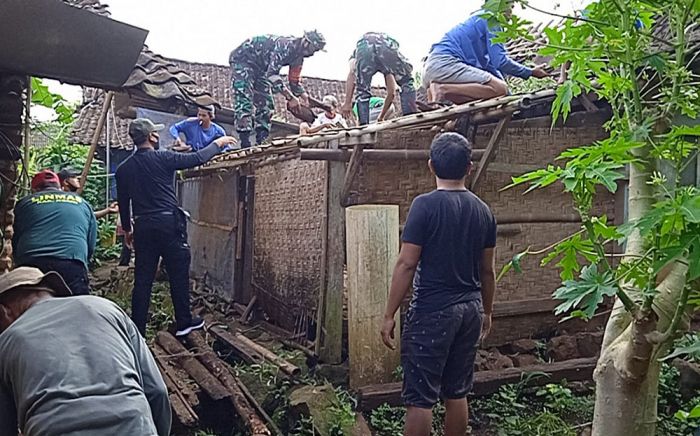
128, 118, 164, 144
57, 167, 80, 182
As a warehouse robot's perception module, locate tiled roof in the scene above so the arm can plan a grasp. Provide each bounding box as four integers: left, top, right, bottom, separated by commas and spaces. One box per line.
71, 58, 370, 148
165, 58, 387, 123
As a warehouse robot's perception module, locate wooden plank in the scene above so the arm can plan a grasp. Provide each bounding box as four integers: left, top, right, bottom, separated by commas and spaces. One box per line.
210, 325, 301, 376
184, 332, 271, 436
319, 139, 345, 364
241, 295, 258, 323
152, 345, 199, 428
346, 205, 401, 388
240, 175, 255, 303
210, 325, 265, 364
155, 332, 230, 401
356, 357, 598, 411
492, 298, 560, 318
340, 144, 365, 207
470, 115, 511, 192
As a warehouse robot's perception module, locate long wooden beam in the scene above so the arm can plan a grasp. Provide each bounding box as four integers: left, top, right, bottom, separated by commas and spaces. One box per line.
355, 357, 597, 411
300, 148, 485, 162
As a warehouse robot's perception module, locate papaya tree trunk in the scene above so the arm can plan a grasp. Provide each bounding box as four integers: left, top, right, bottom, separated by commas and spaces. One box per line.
591, 153, 688, 436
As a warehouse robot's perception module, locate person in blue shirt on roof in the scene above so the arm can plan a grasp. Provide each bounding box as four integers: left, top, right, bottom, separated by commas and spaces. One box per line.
169, 105, 226, 152
423, 1, 549, 105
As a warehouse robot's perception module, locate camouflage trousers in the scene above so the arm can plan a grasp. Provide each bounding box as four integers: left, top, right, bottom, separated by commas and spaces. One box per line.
231, 62, 275, 134
355, 39, 415, 103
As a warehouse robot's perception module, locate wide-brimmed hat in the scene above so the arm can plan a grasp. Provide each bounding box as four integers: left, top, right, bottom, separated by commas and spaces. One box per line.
0, 267, 72, 298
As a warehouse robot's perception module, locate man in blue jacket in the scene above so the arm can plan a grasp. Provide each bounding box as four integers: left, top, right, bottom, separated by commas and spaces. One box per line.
169, 106, 226, 152
424, 2, 548, 104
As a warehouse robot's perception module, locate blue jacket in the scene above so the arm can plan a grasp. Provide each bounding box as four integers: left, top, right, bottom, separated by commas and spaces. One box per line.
169, 118, 226, 151
430, 13, 532, 80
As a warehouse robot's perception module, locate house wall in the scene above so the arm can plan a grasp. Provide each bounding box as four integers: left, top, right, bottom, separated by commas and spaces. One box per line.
349, 118, 614, 345
179, 170, 240, 300
252, 158, 328, 331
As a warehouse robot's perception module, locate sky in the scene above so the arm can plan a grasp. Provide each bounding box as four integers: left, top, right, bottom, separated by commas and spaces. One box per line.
42, 0, 589, 113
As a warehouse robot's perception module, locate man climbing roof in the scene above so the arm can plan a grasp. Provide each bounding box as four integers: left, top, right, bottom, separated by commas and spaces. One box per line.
423, 1, 548, 104
341, 32, 417, 125
169, 105, 227, 152
229, 30, 326, 148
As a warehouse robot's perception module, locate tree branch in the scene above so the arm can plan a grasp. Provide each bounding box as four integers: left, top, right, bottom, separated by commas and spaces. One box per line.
522, 2, 611, 27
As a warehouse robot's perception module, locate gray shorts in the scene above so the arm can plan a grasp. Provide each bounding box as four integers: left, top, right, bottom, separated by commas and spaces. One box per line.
423, 53, 493, 87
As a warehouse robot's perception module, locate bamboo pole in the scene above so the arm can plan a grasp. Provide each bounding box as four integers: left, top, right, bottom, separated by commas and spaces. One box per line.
78, 91, 113, 195
300, 148, 486, 162
346, 205, 401, 388
23, 76, 31, 191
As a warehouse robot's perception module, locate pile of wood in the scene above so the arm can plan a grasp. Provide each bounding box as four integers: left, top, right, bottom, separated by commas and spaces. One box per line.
151, 326, 301, 435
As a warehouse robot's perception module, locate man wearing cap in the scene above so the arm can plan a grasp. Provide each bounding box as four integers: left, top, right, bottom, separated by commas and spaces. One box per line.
169, 106, 227, 152
12, 170, 97, 295
57, 168, 118, 219
340, 32, 417, 125
0, 267, 171, 435
229, 30, 326, 148
116, 118, 236, 337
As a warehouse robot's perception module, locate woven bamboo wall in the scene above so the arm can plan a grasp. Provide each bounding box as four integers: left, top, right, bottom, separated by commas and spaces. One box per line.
253, 159, 327, 329
351, 121, 613, 307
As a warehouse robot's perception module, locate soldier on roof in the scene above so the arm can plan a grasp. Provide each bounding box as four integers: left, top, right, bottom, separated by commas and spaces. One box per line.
423, 1, 549, 104
340, 32, 417, 126
229, 31, 326, 148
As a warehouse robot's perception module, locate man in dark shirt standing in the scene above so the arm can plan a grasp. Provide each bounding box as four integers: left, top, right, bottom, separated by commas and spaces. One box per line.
115, 118, 236, 337
381, 132, 497, 436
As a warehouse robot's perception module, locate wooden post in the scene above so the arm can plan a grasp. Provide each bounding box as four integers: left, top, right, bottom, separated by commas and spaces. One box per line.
340, 144, 365, 207
318, 139, 345, 363
346, 204, 400, 388
470, 115, 511, 192
78, 91, 113, 195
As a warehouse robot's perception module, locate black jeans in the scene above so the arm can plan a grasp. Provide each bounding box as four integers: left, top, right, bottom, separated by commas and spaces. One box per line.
25, 257, 91, 296
117, 235, 132, 266
132, 213, 192, 336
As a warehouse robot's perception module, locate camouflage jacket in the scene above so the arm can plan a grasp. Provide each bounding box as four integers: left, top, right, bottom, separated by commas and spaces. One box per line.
350, 32, 400, 60
229, 35, 306, 96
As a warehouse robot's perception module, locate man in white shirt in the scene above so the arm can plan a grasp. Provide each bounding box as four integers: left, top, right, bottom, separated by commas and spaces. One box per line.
299, 95, 348, 135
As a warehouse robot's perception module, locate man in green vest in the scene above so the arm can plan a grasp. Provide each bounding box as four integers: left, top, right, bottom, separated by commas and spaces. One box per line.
12, 170, 97, 295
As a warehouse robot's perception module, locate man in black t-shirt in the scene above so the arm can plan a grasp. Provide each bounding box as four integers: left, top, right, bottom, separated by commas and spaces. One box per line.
381, 132, 497, 436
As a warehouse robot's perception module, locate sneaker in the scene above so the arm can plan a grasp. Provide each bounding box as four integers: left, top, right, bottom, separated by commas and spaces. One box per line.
175, 317, 205, 337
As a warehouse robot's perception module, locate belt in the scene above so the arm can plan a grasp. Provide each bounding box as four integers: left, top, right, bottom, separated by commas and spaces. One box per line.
134, 211, 173, 220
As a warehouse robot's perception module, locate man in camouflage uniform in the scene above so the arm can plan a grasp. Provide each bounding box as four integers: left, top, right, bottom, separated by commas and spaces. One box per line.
341, 32, 417, 126
229, 31, 326, 147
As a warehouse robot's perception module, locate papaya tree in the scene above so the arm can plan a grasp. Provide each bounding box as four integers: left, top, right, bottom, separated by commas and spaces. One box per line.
487, 0, 700, 435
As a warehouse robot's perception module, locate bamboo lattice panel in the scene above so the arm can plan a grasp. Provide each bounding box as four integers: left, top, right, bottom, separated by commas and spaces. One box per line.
253, 159, 327, 329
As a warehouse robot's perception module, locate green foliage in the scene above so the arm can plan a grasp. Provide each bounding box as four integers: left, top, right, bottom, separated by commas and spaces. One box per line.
664, 332, 700, 363
553, 264, 618, 320
369, 404, 405, 436
30, 131, 108, 211
31, 78, 75, 125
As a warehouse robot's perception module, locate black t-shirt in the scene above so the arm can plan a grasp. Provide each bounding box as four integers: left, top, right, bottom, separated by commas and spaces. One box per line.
402, 189, 497, 313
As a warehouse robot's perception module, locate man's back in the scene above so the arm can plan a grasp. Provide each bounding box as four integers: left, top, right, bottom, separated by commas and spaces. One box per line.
12, 190, 96, 267
0, 296, 169, 436
430, 15, 490, 68
116, 144, 220, 219
402, 189, 497, 312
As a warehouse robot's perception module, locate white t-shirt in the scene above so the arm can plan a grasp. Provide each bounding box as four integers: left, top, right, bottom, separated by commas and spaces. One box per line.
312, 112, 348, 129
